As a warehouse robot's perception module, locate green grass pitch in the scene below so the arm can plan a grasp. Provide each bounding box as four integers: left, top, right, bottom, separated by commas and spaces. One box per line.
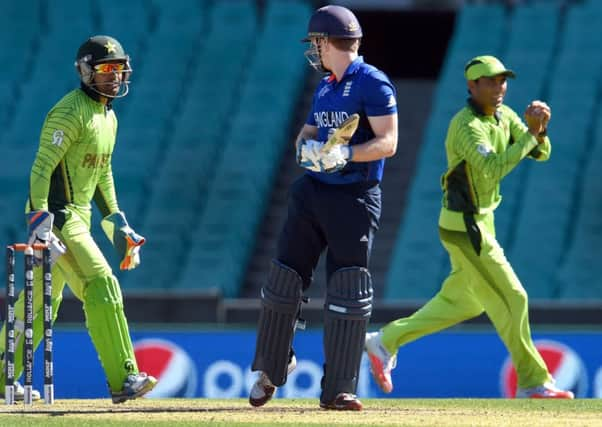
1, 398, 600, 426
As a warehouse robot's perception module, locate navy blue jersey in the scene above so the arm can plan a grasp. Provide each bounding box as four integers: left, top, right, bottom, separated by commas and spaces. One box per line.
305, 56, 397, 184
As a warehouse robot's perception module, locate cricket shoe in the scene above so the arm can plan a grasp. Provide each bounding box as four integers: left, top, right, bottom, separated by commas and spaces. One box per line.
0, 381, 41, 402
516, 382, 574, 399
319, 393, 363, 411
249, 353, 297, 407
365, 331, 397, 393
111, 372, 157, 404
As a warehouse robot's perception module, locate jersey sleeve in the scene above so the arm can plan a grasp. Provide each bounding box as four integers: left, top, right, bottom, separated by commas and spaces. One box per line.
362, 71, 397, 116
93, 161, 119, 217
29, 106, 81, 210
93, 113, 119, 217
451, 115, 539, 182
305, 89, 318, 126
507, 107, 551, 162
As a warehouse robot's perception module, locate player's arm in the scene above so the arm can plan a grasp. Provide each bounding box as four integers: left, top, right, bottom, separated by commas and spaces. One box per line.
347, 70, 398, 162
294, 124, 318, 149
93, 161, 119, 218
346, 113, 397, 162
453, 117, 539, 182
508, 102, 551, 162
510, 101, 552, 162
29, 106, 80, 210
96, 164, 145, 271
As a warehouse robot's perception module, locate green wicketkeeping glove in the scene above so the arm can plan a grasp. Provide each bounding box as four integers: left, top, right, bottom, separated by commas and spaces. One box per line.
101, 211, 145, 270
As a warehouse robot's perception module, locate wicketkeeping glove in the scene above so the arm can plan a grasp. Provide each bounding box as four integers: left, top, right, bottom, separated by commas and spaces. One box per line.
26, 210, 67, 266
101, 211, 146, 270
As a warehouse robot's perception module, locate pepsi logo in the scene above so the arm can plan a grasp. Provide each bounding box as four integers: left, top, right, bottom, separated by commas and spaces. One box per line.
500, 340, 588, 398
134, 339, 197, 398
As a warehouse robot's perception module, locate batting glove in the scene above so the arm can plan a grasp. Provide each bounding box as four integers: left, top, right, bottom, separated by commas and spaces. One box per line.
296, 139, 351, 173
296, 138, 323, 172
26, 210, 66, 266
320, 144, 352, 173
101, 211, 146, 270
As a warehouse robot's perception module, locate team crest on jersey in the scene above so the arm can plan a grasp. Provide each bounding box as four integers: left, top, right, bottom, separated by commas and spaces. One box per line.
387, 95, 396, 108
343, 81, 353, 97
477, 143, 493, 157
52, 130, 64, 146
318, 85, 331, 98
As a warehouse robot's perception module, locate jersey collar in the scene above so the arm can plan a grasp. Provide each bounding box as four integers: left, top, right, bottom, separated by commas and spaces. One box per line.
467, 97, 501, 123
327, 56, 364, 84
81, 83, 113, 110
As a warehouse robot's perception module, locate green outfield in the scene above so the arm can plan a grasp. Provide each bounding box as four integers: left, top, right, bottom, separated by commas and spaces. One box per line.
0, 398, 600, 426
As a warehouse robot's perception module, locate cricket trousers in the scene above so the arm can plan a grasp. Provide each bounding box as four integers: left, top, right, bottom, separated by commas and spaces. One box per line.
381, 226, 552, 389
276, 174, 381, 289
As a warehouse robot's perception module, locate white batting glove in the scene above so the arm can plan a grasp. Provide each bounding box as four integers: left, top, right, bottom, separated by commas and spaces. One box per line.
297, 139, 352, 173
320, 144, 352, 173
26, 210, 66, 265
296, 139, 324, 172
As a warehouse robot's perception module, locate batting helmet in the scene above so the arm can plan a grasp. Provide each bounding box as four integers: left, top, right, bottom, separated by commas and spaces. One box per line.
303, 5, 362, 42
303, 6, 362, 73
75, 35, 132, 98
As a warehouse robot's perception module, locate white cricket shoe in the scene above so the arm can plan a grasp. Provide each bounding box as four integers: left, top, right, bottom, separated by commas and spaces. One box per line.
111, 372, 157, 404
0, 381, 41, 402
365, 331, 397, 393
516, 382, 574, 399
249, 353, 297, 407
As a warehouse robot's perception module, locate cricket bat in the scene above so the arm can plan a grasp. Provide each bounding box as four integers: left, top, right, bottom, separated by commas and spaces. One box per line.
320, 113, 360, 153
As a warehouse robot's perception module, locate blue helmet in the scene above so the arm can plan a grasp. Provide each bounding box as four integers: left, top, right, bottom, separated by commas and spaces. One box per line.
303, 6, 362, 72
303, 5, 362, 41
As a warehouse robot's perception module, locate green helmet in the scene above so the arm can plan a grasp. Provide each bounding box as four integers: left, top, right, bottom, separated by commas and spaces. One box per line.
75, 35, 132, 98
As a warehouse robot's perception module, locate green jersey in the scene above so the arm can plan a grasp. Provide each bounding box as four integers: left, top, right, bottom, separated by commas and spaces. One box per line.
439, 101, 551, 232
29, 88, 119, 217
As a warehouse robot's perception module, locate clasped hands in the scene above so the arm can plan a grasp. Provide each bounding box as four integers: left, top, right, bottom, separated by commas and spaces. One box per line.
296, 139, 352, 173
524, 100, 551, 138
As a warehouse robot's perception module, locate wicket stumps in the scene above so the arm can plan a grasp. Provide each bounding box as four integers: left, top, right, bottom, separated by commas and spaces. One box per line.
5, 243, 54, 405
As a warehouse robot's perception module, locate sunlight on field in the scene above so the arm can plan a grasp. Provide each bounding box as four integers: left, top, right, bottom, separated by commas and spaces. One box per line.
0, 399, 601, 427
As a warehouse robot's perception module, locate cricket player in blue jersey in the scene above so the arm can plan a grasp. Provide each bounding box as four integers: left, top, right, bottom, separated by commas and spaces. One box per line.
249, 5, 398, 411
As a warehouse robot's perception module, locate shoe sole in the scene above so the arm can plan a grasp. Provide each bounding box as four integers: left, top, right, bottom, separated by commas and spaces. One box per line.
249, 357, 296, 408
319, 399, 363, 411
112, 377, 158, 404
526, 392, 575, 399
367, 353, 393, 393
249, 385, 275, 407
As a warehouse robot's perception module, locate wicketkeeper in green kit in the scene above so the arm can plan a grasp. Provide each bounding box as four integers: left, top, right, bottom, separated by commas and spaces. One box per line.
365, 55, 574, 399
0, 35, 157, 403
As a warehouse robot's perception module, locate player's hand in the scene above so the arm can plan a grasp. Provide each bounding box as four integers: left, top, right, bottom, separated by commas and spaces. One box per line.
26, 210, 66, 266
296, 138, 324, 172
320, 144, 351, 173
296, 139, 351, 173
101, 211, 145, 270
525, 100, 551, 137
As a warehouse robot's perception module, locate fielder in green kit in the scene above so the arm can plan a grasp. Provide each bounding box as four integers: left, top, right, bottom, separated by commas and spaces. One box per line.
365, 55, 574, 399
0, 35, 156, 403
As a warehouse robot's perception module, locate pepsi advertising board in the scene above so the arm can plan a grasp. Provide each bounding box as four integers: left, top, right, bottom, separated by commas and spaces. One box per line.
34, 329, 602, 399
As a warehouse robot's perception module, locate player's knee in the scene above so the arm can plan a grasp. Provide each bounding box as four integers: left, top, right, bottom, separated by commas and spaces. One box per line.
508, 286, 528, 311
83, 274, 123, 308
325, 267, 373, 319
262, 259, 304, 311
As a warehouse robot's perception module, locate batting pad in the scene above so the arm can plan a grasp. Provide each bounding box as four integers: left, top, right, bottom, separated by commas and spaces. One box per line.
252, 259, 303, 386
321, 267, 373, 403
83, 275, 138, 391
